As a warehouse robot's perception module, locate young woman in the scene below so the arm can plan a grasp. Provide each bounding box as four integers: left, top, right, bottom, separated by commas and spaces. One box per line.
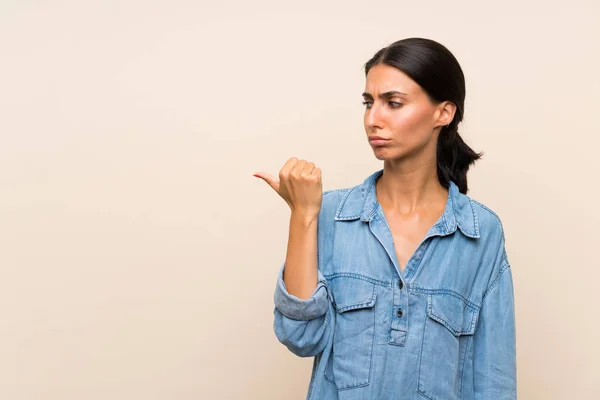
254, 37, 516, 400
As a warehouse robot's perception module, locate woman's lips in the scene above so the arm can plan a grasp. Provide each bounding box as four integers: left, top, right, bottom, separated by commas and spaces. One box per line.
368, 137, 391, 146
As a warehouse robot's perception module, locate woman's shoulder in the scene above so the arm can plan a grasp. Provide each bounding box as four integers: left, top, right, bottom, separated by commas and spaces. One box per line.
319, 169, 383, 217
317, 178, 369, 226
462, 192, 507, 244
323, 187, 352, 197
320, 187, 352, 217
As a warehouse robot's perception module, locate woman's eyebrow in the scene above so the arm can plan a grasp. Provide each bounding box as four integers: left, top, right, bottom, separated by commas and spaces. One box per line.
362, 90, 408, 99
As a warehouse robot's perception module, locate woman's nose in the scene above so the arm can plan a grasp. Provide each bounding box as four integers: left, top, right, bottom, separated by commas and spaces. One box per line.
365, 103, 383, 129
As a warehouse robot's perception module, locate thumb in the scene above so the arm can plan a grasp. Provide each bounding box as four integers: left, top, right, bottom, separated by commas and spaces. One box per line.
253, 172, 280, 193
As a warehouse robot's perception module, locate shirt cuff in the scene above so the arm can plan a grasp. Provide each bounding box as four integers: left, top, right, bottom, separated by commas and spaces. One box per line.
273, 263, 330, 321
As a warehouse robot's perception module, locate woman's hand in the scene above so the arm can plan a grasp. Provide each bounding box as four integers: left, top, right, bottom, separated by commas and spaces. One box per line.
254, 157, 323, 218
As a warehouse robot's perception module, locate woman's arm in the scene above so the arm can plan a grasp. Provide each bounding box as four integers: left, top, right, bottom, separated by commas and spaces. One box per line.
255, 158, 333, 357
272, 212, 332, 357
281, 212, 319, 300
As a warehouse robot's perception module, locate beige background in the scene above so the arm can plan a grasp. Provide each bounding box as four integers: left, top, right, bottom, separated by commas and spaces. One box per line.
1, 1, 598, 399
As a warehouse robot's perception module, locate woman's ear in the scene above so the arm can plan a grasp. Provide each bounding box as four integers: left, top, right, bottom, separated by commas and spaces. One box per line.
435, 101, 457, 128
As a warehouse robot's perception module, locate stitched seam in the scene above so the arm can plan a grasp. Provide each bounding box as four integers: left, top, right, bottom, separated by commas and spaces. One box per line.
459, 334, 471, 397
335, 284, 377, 312
469, 198, 480, 236
324, 286, 377, 391
416, 390, 433, 399
335, 287, 377, 391
335, 187, 357, 219
405, 239, 432, 281
417, 301, 433, 399
442, 209, 451, 233
323, 188, 349, 196
409, 287, 480, 309
470, 198, 501, 220
425, 295, 477, 336
482, 260, 510, 301
323, 272, 391, 287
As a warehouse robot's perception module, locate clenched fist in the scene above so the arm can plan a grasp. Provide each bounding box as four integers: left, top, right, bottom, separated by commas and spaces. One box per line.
254, 157, 323, 218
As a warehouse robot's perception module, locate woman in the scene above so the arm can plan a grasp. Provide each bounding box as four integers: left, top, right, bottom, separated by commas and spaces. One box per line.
254, 37, 516, 400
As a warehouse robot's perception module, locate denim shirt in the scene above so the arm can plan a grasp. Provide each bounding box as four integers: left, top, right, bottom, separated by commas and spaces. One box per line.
272, 169, 517, 400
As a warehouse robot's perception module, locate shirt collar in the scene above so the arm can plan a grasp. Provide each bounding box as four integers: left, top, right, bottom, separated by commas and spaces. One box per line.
334, 169, 480, 239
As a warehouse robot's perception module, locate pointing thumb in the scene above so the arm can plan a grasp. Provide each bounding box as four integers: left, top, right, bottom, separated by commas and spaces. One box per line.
253, 172, 280, 193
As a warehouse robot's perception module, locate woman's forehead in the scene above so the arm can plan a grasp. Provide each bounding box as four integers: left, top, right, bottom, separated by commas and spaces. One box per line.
364, 64, 420, 95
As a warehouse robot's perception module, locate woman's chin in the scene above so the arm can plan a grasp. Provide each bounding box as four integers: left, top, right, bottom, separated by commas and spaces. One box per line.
371, 147, 398, 161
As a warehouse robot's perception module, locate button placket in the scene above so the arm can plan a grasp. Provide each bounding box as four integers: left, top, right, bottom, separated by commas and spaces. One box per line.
389, 278, 409, 346
396, 280, 404, 318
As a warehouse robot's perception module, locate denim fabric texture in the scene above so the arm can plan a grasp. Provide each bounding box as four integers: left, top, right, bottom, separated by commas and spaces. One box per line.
273, 169, 517, 400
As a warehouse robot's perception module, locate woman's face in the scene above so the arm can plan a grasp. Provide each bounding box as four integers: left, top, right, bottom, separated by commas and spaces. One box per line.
362, 64, 451, 162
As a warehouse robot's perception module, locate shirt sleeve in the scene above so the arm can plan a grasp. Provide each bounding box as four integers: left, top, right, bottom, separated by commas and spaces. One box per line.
472, 255, 517, 399
272, 263, 333, 357
273, 263, 330, 320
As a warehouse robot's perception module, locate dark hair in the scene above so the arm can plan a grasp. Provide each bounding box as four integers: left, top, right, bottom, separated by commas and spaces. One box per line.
364, 37, 483, 194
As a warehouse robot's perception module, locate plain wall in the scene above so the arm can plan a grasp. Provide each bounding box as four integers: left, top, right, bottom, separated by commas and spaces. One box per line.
1, 0, 598, 399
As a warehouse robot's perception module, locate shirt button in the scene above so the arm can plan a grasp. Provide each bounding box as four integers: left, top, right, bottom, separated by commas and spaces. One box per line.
396, 308, 403, 318
398, 280, 404, 290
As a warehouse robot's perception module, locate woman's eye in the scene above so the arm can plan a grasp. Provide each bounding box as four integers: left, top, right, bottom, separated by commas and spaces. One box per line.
362, 101, 402, 109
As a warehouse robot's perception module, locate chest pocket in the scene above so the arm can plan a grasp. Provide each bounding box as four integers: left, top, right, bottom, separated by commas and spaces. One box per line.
417, 292, 480, 400
324, 275, 378, 391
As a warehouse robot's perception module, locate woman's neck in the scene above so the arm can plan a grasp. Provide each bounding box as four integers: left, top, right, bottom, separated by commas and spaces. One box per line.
376, 161, 448, 216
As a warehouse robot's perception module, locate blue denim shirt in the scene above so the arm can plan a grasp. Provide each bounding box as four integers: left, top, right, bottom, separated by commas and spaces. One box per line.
273, 169, 517, 400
